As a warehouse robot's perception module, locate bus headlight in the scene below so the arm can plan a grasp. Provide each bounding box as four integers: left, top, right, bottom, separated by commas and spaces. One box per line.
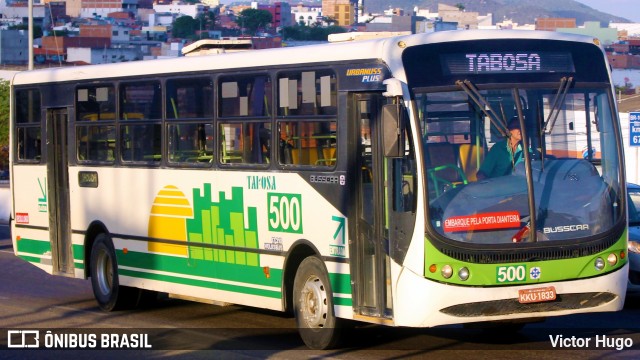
458, 267, 470, 281
607, 253, 618, 266
441, 265, 453, 279
629, 241, 640, 254
594, 257, 605, 271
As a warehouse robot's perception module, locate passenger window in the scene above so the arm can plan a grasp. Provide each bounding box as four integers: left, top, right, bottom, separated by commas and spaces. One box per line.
77, 126, 115, 162
166, 77, 214, 165
219, 75, 271, 118
277, 70, 336, 116
76, 86, 115, 121
219, 122, 271, 165
120, 124, 161, 163
277, 120, 336, 167
166, 78, 213, 119
120, 81, 162, 164
15, 89, 42, 162
75, 85, 116, 163
119, 81, 161, 120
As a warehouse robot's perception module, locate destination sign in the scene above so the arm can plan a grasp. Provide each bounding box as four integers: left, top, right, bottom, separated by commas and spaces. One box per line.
441, 51, 575, 75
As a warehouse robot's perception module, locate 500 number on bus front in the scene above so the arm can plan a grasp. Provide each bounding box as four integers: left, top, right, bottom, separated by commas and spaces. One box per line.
268, 193, 303, 234
496, 265, 527, 283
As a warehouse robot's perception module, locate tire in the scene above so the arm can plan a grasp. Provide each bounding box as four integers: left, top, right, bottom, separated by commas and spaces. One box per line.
89, 233, 140, 311
293, 256, 342, 349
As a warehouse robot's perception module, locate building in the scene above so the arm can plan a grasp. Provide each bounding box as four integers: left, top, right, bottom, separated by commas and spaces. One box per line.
0, 30, 28, 65
0, 3, 47, 27
322, 0, 353, 26
556, 21, 618, 45
257, 2, 293, 29
610, 23, 640, 38
535, 18, 576, 31
35, 35, 111, 63
607, 38, 640, 69
365, 15, 427, 34
71, 0, 119, 18
67, 45, 142, 64
153, 1, 208, 19
437, 3, 479, 29
291, 3, 322, 26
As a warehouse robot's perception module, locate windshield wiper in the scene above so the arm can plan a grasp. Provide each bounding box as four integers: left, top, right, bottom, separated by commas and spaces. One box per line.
456, 80, 509, 137
542, 76, 573, 135
513, 88, 537, 243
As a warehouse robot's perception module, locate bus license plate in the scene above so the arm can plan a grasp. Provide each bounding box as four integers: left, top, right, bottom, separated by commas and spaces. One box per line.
518, 286, 557, 304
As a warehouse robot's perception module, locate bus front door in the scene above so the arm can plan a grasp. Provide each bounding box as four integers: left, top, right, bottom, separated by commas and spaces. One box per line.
46, 108, 73, 276
352, 94, 393, 320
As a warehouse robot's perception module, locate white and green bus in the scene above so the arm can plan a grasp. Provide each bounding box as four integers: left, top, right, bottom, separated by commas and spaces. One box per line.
10, 30, 628, 349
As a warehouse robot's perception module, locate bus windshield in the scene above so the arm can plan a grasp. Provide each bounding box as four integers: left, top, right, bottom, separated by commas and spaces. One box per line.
417, 84, 623, 244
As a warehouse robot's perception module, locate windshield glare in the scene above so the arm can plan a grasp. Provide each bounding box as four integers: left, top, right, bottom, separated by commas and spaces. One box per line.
418, 86, 623, 244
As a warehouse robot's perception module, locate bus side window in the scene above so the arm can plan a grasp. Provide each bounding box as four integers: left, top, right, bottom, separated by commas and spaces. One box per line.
119, 82, 161, 164
219, 122, 271, 165
166, 77, 214, 164
277, 70, 337, 116
277, 120, 336, 167
15, 89, 42, 162
219, 75, 271, 118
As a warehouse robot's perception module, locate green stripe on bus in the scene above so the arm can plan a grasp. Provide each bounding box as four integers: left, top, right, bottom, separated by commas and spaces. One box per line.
116, 249, 282, 287
73, 244, 84, 261
118, 268, 281, 298
329, 272, 352, 297
16, 238, 51, 254
18, 255, 45, 264
116, 250, 353, 300
333, 296, 353, 307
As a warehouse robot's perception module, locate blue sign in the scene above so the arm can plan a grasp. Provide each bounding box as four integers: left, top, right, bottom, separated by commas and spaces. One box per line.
631, 112, 640, 147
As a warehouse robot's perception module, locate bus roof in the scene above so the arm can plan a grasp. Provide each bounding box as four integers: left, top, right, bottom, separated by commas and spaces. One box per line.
11, 30, 600, 86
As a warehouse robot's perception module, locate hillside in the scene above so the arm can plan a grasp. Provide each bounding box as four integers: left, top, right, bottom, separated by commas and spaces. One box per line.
364, 0, 631, 25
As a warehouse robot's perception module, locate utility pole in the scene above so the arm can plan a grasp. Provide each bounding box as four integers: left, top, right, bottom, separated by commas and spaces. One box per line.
28, 0, 34, 70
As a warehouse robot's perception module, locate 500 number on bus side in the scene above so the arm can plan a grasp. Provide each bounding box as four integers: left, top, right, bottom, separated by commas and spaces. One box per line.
268, 193, 303, 234
496, 265, 527, 283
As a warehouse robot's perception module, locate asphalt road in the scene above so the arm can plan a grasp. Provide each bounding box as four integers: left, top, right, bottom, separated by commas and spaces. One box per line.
1, 225, 640, 359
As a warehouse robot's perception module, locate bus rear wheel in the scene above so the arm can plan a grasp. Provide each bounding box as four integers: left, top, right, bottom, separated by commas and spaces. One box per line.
293, 256, 342, 349
89, 233, 140, 311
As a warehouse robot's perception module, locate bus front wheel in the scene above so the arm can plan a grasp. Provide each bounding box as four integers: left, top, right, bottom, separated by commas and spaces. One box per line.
89, 233, 139, 311
293, 256, 342, 349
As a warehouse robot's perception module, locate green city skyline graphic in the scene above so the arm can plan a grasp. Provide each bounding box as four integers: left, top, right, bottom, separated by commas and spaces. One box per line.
186, 184, 260, 266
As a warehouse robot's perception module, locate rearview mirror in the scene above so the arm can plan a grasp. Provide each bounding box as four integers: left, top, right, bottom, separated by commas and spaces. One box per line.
382, 103, 406, 158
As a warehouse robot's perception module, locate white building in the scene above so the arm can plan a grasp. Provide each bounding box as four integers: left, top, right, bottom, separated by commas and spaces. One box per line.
148, 12, 176, 27
291, 4, 322, 26
67, 46, 142, 64
153, 2, 207, 19
610, 23, 640, 37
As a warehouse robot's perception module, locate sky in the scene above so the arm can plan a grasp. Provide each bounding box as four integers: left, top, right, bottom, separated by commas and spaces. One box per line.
576, 0, 640, 22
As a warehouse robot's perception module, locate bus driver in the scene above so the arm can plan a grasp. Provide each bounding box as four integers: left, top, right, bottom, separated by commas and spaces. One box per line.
476, 117, 523, 180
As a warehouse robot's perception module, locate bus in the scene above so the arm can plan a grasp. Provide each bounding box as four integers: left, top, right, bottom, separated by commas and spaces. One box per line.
10, 30, 628, 349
